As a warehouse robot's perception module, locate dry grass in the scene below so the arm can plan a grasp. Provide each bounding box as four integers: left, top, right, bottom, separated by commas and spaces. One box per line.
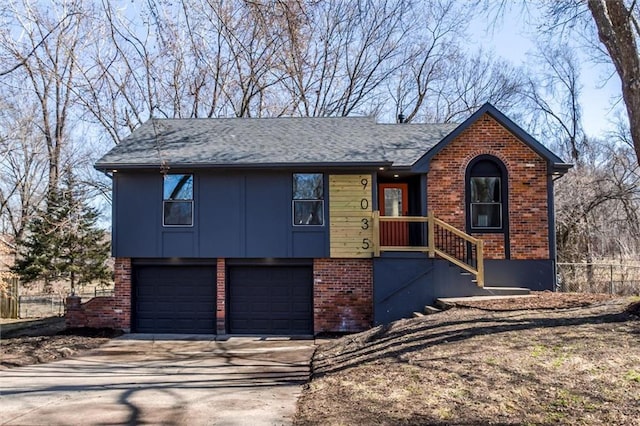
295, 294, 640, 426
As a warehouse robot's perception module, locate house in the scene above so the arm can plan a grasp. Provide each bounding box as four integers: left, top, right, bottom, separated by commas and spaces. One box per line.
68, 103, 570, 335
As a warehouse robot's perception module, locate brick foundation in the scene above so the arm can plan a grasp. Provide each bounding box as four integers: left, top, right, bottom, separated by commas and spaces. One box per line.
313, 258, 373, 334
216, 258, 226, 333
427, 113, 550, 260
65, 257, 132, 331
67, 257, 375, 335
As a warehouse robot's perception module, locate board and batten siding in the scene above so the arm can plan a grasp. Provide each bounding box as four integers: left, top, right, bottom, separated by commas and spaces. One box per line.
329, 174, 374, 258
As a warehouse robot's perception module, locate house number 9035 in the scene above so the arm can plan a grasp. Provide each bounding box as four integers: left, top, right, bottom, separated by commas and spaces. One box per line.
361, 177, 372, 252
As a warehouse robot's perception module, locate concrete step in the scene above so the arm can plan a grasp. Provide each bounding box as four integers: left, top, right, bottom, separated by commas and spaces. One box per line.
482, 286, 530, 296
424, 305, 442, 315
435, 293, 533, 310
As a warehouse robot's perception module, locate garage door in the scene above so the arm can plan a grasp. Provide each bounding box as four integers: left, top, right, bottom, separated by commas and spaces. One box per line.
134, 265, 216, 334
228, 266, 313, 334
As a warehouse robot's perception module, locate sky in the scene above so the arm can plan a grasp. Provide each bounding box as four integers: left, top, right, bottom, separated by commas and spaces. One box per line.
467, 7, 623, 139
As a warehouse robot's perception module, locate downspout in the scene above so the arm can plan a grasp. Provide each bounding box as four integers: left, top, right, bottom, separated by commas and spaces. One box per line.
547, 166, 559, 291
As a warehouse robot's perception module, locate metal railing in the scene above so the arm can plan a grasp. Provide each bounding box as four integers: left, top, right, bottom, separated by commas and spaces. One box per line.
372, 211, 484, 287
557, 262, 640, 295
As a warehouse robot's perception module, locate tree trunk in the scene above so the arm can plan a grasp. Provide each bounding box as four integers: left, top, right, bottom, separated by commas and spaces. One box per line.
587, 0, 640, 167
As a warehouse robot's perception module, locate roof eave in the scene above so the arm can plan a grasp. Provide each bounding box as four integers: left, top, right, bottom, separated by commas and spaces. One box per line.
550, 162, 573, 176
94, 160, 393, 172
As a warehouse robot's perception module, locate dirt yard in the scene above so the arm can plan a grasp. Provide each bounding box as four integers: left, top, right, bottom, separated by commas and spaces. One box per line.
0, 317, 122, 368
295, 292, 640, 426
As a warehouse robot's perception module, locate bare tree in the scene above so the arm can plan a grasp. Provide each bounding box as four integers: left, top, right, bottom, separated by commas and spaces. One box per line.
586, 0, 640, 167
0, 1, 88, 193
523, 44, 586, 164
0, 101, 48, 240
428, 51, 526, 123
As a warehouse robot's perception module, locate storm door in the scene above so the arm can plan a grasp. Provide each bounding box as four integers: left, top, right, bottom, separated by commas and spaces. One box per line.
378, 183, 409, 246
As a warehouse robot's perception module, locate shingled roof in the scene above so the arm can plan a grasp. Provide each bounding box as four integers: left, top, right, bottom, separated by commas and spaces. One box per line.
95, 116, 458, 170
94, 104, 571, 173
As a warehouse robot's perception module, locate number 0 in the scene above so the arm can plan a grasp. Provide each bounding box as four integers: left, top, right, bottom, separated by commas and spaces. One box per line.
360, 198, 369, 209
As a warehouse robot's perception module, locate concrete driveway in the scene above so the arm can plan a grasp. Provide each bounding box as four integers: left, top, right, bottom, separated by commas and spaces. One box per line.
0, 335, 316, 426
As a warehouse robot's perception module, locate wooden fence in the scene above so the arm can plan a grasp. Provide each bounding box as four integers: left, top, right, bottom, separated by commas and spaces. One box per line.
1, 275, 19, 318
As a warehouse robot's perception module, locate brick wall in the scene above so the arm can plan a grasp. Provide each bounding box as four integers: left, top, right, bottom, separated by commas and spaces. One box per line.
216, 258, 226, 333
65, 257, 132, 331
313, 258, 373, 333
427, 113, 550, 260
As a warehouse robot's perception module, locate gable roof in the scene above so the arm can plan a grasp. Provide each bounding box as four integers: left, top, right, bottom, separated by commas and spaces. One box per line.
412, 103, 572, 174
95, 104, 571, 174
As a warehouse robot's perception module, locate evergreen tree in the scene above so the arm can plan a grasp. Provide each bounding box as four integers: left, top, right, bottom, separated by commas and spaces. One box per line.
12, 190, 66, 292
13, 173, 110, 294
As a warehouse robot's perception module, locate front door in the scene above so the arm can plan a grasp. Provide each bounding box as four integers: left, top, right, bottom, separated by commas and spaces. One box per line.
379, 183, 409, 246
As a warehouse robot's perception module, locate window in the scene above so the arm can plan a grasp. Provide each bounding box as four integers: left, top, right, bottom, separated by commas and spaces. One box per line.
470, 177, 501, 228
293, 173, 324, 226
467, 158, 505, 230
163, 174, 193, 226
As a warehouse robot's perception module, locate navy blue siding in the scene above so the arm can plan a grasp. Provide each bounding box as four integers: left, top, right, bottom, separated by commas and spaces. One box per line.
113, 170, 329, 258
245, 174, 290, 257
113, 172, 160, 257
373, 254, 555, 325
484, 259, 555, 291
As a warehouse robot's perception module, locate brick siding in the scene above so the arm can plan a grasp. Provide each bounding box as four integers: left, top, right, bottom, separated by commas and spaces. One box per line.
427, 113, 550, 260
313, 258, 373, 333
65, 257, 132, 331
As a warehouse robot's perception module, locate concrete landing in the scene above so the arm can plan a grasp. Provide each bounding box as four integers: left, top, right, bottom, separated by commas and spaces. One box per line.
436, 294, 534, 310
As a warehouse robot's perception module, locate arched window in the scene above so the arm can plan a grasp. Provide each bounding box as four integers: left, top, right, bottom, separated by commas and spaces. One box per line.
466, 156, 507, 231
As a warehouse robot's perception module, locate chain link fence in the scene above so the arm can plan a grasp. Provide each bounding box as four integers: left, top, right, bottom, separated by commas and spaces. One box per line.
18, 295, 65, 318
557, 263, 640, 296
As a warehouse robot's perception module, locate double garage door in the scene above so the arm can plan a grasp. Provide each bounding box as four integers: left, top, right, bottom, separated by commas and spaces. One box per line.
133, 263, 313, 335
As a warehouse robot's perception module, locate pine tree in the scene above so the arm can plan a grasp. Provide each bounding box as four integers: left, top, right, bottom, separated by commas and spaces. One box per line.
13, 173, 111, 294
12, 190, 66, 292
59, 177, 111, 292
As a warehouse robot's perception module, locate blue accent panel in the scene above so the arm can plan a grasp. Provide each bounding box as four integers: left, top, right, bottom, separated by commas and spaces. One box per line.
373, 255, 555, 324
245, 173, 290, 257
113, 172, 160, 257
292, 231, 326, 257
162, 232, 195, 257
199, 173, 244, 256
114, 170, 330, 258
484, 259, 554, 291
373, 254, 486, 325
